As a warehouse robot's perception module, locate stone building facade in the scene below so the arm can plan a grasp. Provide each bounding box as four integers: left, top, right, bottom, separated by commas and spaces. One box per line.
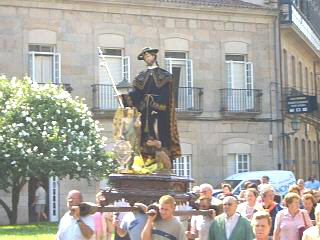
279, 0, 320, 180
0, 0, 281, 224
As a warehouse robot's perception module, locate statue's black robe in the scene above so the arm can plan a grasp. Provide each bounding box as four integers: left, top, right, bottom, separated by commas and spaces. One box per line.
125, 67, 181, 160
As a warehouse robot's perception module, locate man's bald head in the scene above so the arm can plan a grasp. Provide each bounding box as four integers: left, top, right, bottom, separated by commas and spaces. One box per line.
67, 190, 83, 209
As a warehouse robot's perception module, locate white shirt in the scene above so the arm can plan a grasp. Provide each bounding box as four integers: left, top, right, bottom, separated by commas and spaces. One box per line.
35, 186, 46, 204
224, 213, 240, 239
191, 215, 214, 240
55, 211, 95, 240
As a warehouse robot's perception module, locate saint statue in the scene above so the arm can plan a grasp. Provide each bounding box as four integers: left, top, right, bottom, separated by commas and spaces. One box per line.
122, 47, 181, 165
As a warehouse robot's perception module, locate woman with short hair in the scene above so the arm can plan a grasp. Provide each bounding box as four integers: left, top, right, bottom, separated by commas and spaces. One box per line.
273, 193, 312, 240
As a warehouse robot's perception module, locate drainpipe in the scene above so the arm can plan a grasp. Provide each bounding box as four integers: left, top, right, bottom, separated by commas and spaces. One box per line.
273, 4, 285, 171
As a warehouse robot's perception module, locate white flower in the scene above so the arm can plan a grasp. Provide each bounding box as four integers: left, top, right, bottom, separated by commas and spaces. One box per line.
63, 156, 69, 161
74, 125, 79, 130
26, 148, 32, 154
11, 161, 16, 165
67, 119, 72, 123
97, 161, 102, 166
17, 143, 23, 148
37, 114, 42, 119
77, 166, 81, 171
26, 117, 32, 122
57, 110, 60, 114
0, 136, 3, 142
52, 121, 57, 125
33, 146, 38, 151
4, 154, 10, 157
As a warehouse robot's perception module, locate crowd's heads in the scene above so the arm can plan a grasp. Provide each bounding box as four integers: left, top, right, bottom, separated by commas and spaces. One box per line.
297, 179, 304, 188
223, 196, 238, 217
288, 184, 301, 196
284, 192, 300, 207
221, 183, 232, 193
245, 188, 258, 203
199, 183, 213, 198
260, 185, 274, 204
251, 211, 272, 240
67, 190, 83, 210
303, 194, 315, 210
314, 191, 320, 203
198, 195, 211, 210
261, 176, 270, 184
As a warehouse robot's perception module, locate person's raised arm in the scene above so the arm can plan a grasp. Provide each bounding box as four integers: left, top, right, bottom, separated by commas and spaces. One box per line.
141, 210, 157, 240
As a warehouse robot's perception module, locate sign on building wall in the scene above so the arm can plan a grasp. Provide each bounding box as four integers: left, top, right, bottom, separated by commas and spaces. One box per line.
286, 95, 317, 114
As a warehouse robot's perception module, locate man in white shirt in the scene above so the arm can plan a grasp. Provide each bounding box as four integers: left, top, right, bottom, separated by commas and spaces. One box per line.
56, 190, 95, 240
32, 181, 47, 222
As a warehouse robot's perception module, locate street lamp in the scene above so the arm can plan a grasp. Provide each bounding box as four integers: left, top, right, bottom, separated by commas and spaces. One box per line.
116, 79, 131, 95
282, 117, 301, 136
290, 117, 301, 132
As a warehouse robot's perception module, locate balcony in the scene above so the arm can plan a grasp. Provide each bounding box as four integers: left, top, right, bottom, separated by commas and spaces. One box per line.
280, 0, 320, 52
219, 89, 262, 114
92, 84, 203, 113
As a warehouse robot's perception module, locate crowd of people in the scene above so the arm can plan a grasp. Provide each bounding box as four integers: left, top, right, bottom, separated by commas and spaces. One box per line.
55, 175, 320, 240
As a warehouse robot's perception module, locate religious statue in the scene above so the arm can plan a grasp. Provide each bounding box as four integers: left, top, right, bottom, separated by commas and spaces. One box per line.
121, 47, 181, 171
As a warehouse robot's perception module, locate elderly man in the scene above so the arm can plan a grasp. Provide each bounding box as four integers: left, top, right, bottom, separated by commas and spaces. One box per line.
302, 204, 320, 240
251, 211, 273, 240
56, 190, 95, 240
208, 196, 254, 240
141, 195, 185, 240
199, 183, 223, 215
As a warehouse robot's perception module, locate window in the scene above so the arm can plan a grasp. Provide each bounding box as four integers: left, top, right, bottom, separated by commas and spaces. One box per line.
236, 154, 250, 173
225, 54, 253, 111
173, 155, 191, 179
283, 49, 289, 87
298, 61, 303, 91
98, 48, 130, 109
28, 44, 60, 84
165, 52, 193, 109
305, 67, 309, 94
49, 176, 59, 222
310, 72, 314, 95
291, 56, 296, 88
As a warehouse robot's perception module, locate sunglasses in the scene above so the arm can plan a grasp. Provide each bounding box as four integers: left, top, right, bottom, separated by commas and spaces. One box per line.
223, 203, 233, 206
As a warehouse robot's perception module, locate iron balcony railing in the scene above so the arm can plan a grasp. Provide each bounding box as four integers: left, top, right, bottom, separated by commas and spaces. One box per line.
91, 84, 203, 112
219, 88, 262, 114
280, 0, 320, 51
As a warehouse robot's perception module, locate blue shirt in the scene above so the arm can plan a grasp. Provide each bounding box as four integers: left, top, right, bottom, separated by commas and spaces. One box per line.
305, 180, 320, 190
120, 212, 147, 240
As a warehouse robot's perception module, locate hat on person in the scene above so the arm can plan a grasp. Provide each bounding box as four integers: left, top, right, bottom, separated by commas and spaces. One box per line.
137, 47, 159, 60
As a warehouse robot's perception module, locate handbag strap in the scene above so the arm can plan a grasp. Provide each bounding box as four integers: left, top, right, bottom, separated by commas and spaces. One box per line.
301, 210, 307, 227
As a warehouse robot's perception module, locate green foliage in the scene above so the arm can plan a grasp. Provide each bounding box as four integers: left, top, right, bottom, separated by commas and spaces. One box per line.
0, 76, 118, 191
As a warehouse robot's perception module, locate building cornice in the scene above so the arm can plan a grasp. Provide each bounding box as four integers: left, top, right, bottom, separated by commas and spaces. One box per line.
0, 0, 279, 22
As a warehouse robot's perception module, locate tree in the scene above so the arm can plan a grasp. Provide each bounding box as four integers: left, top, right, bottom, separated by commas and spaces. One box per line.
0, 76, 117, 224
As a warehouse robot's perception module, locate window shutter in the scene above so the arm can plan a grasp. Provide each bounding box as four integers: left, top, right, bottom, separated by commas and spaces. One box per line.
245, 62, 253, 89
186, 59, 193, 88
225, 61, 233, 88
53, 53, 61, 84
122, 56, 130, 82
165, 58, 173, 73
28, 52, 35, 82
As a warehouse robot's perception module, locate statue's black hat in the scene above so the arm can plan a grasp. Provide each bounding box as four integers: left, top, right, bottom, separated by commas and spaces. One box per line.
137, 47, 159, 60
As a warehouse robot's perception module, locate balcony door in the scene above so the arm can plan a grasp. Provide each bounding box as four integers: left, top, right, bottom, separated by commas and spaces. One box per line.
225, 55, 253, 111
165, 52, 193, 109
98, 48, 130, 110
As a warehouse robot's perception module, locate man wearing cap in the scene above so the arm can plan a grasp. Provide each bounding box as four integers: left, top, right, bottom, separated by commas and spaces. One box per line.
122, 47, 181, 163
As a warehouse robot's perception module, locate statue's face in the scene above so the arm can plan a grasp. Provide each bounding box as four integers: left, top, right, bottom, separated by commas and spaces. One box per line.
143, 52, 156, 66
